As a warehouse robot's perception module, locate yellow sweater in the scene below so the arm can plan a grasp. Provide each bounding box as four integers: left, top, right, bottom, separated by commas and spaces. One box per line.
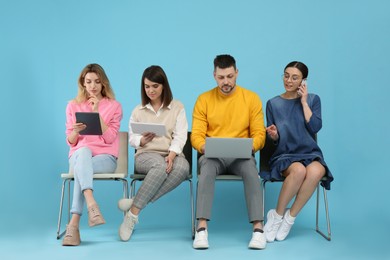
191, 85, 266, 153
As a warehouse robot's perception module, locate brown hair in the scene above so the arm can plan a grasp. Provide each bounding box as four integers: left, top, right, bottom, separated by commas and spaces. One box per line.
140, 65, 173, 108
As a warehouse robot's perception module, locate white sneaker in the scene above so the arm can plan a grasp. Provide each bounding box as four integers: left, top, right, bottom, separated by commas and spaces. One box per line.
264, 209, 283, 242
248, 229, 266, 249
276, 209, 295, 241
118, 198, 133, 212
119, 211, 138, 241
193, 228, 209, 249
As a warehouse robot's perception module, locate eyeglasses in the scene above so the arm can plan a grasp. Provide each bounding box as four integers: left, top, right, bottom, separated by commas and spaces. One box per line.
282, 74, 301, 82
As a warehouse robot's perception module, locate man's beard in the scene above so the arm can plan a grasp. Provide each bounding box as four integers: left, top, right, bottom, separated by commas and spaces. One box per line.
220, 84, 235, 94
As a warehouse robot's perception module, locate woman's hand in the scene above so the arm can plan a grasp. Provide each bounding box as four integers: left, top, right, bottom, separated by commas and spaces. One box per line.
67, 122, 86, 144
88, 95, 100, 112
72, 122, 87, 134
140, 132, 156, 147
298, 79, 313, 122
266, 124, 279, 141
165, 151, 177, 173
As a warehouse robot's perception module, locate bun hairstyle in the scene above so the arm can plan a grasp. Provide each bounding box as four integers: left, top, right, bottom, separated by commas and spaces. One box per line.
284, 61, 308, 79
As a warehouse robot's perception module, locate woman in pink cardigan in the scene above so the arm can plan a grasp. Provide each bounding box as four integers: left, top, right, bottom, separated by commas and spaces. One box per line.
63, 63, 122, 246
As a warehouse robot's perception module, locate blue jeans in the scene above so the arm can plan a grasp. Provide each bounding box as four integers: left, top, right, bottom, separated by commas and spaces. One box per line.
69, 147, 117, 215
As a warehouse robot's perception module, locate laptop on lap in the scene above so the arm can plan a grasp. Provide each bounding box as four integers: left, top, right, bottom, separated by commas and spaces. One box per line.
204, 137, 253, 158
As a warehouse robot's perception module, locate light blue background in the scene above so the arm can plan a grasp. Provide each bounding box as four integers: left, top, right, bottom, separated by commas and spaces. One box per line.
1, 0, 389, 259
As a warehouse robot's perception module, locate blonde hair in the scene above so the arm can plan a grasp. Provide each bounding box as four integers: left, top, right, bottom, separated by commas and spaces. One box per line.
74, 63, 115, 103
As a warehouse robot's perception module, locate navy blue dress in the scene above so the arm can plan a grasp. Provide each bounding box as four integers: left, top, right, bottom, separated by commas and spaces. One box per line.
265, 94, 333, 190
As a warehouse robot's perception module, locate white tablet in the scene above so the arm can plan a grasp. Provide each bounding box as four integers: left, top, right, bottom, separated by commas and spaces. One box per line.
131, 122, 166, 136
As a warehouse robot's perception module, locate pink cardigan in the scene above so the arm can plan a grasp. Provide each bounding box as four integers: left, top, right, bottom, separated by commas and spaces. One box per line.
65, 98, 122, 158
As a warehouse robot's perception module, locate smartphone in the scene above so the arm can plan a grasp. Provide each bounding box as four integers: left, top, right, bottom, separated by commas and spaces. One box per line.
297, 79, 307, 96
301, 79, 307, 86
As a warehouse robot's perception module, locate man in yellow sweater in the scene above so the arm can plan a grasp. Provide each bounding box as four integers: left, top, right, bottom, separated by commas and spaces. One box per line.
191, 54, 266, 250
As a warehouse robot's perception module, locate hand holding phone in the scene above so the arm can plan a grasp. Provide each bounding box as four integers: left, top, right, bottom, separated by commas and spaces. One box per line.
297, 79, 307, 97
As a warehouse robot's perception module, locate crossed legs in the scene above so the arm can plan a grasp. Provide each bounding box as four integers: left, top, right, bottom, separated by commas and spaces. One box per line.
68, 148, 117, 226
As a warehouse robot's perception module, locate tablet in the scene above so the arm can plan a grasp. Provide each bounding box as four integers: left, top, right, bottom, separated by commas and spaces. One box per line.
75, 112, 102, 135
205, 137, 253, 158
131, 122, 166, 136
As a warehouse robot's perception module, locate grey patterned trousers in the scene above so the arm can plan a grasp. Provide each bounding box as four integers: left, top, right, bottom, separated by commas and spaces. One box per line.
133, 152, 190, 209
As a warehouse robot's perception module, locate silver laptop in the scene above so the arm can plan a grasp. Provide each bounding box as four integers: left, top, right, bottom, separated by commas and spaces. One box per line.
204, 137, 253, 158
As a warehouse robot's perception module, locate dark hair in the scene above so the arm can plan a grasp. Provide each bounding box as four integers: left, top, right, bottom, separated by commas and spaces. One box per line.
284, 61, 309, 79
141, 65, 173, 108
214, 54, 236, 70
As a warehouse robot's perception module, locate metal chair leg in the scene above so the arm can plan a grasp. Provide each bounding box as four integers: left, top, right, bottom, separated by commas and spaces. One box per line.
56, 178, 72, 239
130, 179, 137, 198
316, 185, 331, 241
121, 178, 129, 198
56, 179, 67, 239
121, 178, 129, 216
189, 179, 195, 239
262, 180, 266, 223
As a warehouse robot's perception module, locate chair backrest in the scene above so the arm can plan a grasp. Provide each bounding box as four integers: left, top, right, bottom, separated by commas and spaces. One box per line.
259, 137, 276, 173
183, 131, 193, 174
260, 134, 317, 175
115, 131, 129, 174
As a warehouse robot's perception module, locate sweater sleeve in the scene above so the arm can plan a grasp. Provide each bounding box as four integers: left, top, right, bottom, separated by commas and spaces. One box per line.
101, 101, 122, 144
169, 107, 188, 155
191, 94, 208, 153
249, 93, 266, 152
65, 101, 78, 147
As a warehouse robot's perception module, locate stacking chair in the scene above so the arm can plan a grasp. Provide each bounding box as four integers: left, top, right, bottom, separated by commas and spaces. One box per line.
56, 131, 129, 239
259, 136, 331, 241
129, 131, 194, 238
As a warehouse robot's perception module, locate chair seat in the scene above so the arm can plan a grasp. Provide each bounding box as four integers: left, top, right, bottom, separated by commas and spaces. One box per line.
61, 173, 128, 179
130, 173, 193, 180
215, 174, 243, 181
261, 173, 328, 182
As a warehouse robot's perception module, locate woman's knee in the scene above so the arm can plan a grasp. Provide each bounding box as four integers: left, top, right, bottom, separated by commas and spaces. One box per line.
306, 162, 326, 182
136, 159, 165, 174
285, 163, 307, 182
77, 147, 92, 156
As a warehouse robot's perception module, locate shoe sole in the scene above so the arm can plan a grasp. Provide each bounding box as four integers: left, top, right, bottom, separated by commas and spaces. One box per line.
248, 243, 266, 250
62, 242, 81, 246
193, 245, 209, 249
89, 220, 106, 227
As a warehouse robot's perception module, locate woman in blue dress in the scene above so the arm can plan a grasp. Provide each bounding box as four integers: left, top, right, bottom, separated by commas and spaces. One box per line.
263, 61, 333, 242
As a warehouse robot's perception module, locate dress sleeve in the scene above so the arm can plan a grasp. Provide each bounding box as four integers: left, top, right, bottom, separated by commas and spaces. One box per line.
266, 100, 275, 127
305, 94, 322, 134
